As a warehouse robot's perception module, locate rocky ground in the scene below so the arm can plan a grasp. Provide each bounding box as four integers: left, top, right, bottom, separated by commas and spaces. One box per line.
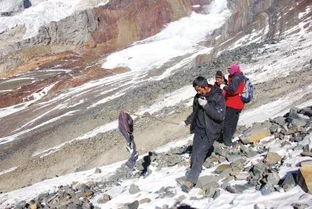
0, 39, 312, 193
6, 105, 312, 209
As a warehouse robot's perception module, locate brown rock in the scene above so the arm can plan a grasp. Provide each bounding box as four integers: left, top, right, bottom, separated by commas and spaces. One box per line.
29, 203, 37, 209
298, 166, 312, 194
240, 126, 272, 144
97, 194, 112, 204
139, 198, 151, 204
300, 161, 312, 167
301, 152, 312, 157
214, 164, 231, 174
264, 152, 282, 165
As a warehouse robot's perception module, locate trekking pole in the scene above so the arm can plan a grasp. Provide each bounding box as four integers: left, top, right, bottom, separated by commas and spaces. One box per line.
132, 113, 180, 125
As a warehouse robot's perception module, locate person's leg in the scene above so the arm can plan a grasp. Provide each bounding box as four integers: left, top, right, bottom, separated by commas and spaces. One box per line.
187, 133, 213, 185
223, 107, 240, 146
125, 140, 138, 169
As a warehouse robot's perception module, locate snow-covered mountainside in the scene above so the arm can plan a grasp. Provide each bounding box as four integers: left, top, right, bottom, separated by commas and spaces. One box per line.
0, 0, 311, 208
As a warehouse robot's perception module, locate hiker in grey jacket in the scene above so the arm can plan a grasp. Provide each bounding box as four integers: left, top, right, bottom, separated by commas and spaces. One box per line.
177, 76, 225, 192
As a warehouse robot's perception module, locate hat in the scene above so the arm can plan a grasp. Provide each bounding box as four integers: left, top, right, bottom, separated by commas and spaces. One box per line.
215, 70, 223, 78
228, 63, 241, 75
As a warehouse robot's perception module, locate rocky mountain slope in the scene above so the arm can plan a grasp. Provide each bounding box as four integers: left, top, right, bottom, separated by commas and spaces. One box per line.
0, 0, 311, 204
1, 106, 312, 208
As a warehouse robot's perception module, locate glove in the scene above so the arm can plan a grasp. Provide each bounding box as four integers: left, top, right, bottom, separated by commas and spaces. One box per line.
198, 97, 207, 107
220, 84, 226, 90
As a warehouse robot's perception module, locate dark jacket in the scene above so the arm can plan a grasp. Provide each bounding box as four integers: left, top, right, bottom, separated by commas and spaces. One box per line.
185, 86, 225, 140
224, 73, 245, 110
118, 111, 134, 143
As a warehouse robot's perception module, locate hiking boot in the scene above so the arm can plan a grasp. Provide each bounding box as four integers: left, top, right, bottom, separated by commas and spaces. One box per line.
176, 177, 194, 193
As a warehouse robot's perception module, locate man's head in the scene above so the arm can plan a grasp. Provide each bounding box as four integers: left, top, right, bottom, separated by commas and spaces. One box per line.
215, 70, 224, 85
193, 76, 212, 95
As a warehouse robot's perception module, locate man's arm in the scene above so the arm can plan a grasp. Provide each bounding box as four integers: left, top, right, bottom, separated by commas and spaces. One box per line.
223, 76, 241, 95
184, 95, 198, 125
202, 94, 225, 122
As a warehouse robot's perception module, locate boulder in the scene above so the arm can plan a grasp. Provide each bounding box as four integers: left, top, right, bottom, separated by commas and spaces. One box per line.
264, 152, 282, 165
196, 175, 220, 188
124, 200, 139, 209
300, 152, 312, 157
129, 184, 140, 194
139, 198, 151, 204
201, 182, 219, 198
97, 194, 111, 204
298, 166, 312, 194
240, 125, 272, 144
214, 164, 231, 174
300, 161, 312, 167
271, 116, 286, 127
281, 173, 296, 191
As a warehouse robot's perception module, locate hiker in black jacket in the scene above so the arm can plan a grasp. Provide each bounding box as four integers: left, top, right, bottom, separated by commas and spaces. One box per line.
177, 76, 225, 192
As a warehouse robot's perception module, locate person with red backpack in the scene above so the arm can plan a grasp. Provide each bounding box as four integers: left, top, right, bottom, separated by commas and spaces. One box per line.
219, 64, 245, 146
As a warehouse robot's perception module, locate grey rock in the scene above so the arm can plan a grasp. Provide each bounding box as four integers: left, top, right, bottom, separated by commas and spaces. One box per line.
220, 168, 232, 178
270, 123, 281, 133
300, 152, 312, 157
201, 182, 219, 198
226, 154, 243, 162
267, 171, 280, 186
203, 159, 214, 168
271, 116, 286, 126
139, 198, 151, 204
195, 175, 220, 188
156, 153, 183, 168
79, 184, 91, 193
299, 106, 312, 117
129, 184, 140, 194
234, 184, 252, 193
281, 173, 296, 191
286, 108, 310, 128
155, 186, 176, 198
214, 164, 231, 174
264, 152, 282, 165
260, 183, 275, 195
125, 200, 139, 209
251, 162, 266, 179
82, 202, 93, 209
97, 194, 111, 204
213, 143, 228, 157
234, 172, 251, 181
94, 168, 102, 174
299, 134, 311, 147
291, 203, 309, 209
15, 201, 27, 209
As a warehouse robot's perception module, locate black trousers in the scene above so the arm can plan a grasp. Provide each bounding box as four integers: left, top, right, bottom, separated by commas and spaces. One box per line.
222, 107, 241, 146
187, 131, 213, 184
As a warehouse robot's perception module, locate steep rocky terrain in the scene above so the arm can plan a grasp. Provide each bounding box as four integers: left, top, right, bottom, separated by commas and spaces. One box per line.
1, 106, 312, 208
0, 0, 311, 200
